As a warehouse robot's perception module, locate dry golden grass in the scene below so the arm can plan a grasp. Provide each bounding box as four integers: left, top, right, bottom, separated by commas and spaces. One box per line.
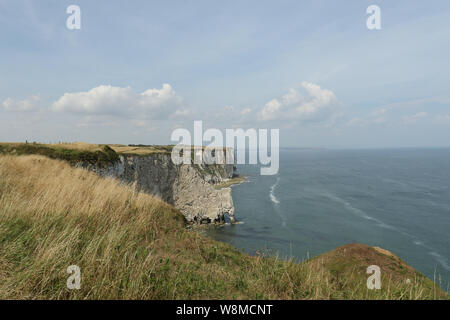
0, 142, 232, 158
0, 142, 106, 153
0, 155, 447, 299
0, 155, 183, 299
47, 142, 105, 152
50, 142, 174, 156
0, 142, 170, 157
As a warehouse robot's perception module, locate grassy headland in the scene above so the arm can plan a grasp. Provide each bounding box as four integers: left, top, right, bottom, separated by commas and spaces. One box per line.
0, 145, 447, 299
0, 142, 119, 167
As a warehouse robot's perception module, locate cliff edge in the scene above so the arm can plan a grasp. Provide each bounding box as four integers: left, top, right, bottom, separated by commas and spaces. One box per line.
0, 142, 237, 224
84, 152, 236, 224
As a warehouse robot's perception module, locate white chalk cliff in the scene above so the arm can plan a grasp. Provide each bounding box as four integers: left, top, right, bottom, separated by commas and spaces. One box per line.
79, 153, 236, 224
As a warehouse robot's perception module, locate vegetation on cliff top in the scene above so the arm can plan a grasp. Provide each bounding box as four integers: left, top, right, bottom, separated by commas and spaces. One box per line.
0, 142, 229, 161
214, 176, 247, 189
0, 142, 177, 166
0, 142, 235, 182
112, 144, 174, 155
0, 142, 119, 167
0, 154, 447, 299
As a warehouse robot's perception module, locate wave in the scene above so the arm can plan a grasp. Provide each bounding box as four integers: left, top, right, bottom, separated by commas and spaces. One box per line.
411, 239, 450, 271
270, 177, 280, 205
323, 191, 397, 231
212, 221, 245, 228
270, 177, 287, 227
429, 252, 450, 270
323, 191, 450, 271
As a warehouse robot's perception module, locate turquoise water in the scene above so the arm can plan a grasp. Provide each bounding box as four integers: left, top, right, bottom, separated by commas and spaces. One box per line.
204, 148, 450, 291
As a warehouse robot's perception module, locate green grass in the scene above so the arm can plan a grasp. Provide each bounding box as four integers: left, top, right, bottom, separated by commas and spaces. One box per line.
0, 143, 119, 167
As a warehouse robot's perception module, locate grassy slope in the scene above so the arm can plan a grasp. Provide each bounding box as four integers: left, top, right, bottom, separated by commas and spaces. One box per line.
0, 142, 177, 162
0, 155, 447, 299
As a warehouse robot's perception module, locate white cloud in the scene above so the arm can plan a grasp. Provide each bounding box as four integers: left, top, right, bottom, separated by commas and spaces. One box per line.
259, 82, 338, 122
260, 99, 282, 121
2, 95, 41, 112
52, 84, 183, 119
53, 85, 134, 115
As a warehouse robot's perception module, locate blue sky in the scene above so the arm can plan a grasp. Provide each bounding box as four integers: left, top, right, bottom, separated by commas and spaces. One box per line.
1, 0, 450, 148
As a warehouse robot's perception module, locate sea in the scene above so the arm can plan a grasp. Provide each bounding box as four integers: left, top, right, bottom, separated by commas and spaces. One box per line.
204, 148, 450, 291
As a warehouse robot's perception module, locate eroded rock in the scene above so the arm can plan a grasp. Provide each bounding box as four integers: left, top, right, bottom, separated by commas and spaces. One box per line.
78, 153, 236, 224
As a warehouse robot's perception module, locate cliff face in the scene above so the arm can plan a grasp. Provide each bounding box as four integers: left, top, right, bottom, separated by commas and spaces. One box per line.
79, 153, 236, 224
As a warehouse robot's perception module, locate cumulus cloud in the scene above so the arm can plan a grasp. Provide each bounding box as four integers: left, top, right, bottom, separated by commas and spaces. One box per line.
52, 84, 183, 119
258, 82, 338, 122
2, 95, 41, 112
205, 82, 339, 128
